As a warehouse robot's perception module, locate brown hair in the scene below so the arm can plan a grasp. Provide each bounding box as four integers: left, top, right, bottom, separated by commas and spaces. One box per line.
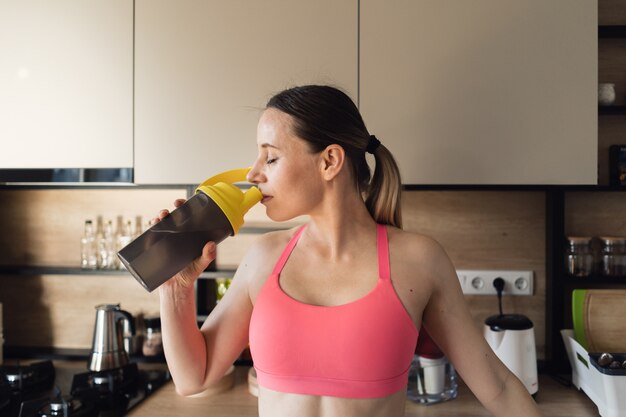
266, 85, 403, 228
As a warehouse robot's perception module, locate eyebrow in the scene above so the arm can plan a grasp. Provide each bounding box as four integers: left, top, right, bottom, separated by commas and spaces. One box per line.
260, 143, 280, 149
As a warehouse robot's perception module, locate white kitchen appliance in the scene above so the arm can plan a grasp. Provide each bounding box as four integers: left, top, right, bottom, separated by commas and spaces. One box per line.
484, 314, 538, 395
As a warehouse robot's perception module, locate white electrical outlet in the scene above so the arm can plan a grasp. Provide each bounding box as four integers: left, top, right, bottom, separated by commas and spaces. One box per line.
456, 270, 534, 296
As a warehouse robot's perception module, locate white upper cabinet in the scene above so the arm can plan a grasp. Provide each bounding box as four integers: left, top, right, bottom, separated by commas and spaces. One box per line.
134, 0, 358, 185
360, 0, 597, 185
0, 0, 133, 169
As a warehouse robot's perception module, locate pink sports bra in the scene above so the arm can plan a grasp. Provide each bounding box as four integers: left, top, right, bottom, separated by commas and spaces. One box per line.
249, 224, 419, 398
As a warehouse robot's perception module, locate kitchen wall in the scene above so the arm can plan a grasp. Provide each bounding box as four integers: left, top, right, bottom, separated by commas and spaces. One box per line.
0, 187, 549, 358
1, 188, 625, 359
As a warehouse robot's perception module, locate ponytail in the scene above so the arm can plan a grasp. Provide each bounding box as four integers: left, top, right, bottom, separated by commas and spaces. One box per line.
365, 144, 403, 229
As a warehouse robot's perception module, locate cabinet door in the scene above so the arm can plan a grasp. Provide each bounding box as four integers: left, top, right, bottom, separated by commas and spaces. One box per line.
360, 0, 597, 185
0, 0, 133, 169
135, 0, 358, 185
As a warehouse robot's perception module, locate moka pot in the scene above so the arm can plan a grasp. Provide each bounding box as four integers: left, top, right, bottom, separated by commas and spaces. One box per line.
117, 168, 262, 292
88, 304, 135, 372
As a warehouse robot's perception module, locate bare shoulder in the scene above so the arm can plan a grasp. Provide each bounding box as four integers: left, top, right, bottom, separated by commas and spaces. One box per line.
386, 227, 457, 289
386, 227, 449, 268
236, 226, 302, 301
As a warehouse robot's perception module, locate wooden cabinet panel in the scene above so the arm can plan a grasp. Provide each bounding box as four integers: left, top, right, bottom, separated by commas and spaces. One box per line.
0, 0, 133, 168
360, 0, 597, 185
134, 0, 358, 184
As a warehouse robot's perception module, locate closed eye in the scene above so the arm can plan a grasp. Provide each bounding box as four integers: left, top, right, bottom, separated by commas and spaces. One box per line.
266, 158, 278, 165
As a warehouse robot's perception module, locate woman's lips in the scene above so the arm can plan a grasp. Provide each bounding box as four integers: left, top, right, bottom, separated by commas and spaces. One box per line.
261, 195, 273, 204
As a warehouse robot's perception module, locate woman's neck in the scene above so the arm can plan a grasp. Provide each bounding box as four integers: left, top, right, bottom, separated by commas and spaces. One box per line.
304, 188, 378, 261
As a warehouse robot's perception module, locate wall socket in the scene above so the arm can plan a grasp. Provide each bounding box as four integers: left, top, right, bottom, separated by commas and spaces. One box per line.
456, 270, 534, 296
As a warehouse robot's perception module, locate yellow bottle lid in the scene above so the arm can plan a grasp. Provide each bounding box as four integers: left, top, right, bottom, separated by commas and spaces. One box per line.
195, 168, 262, 234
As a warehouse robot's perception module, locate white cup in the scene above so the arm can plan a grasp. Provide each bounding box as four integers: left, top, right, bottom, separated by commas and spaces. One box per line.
599, 83, 616, 106
417, 355, 446, 394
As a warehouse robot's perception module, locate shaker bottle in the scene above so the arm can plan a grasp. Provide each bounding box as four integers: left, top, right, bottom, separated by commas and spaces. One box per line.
117, 168, 262, 292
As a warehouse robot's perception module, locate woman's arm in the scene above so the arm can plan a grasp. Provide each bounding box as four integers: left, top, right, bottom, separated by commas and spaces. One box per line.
155, 202, 266, 396
159, 242, 256, 396
419, 237, 543, 417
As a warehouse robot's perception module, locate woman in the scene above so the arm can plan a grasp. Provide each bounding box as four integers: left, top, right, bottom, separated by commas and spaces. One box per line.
154, 85, 543, 417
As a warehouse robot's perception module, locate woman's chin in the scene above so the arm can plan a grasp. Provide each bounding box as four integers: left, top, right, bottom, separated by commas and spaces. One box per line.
265, 209, 298, 224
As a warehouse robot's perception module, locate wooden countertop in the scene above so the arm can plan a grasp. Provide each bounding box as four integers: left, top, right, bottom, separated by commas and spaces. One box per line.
128, 367, 600, 417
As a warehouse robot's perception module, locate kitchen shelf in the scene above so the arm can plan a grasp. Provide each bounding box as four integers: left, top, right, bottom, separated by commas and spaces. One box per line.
0, 265, 237, 278
563, 275, 626, 286
599, 25, 626, 39
0, 266, 130, 275
599, 105, 626, 115
546, 187, 626, 374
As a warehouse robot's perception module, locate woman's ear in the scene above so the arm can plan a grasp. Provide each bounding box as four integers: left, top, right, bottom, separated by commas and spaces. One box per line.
319, 144, 345, 181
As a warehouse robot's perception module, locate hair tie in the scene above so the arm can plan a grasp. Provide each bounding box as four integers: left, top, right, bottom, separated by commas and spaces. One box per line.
366, 135, 381, 154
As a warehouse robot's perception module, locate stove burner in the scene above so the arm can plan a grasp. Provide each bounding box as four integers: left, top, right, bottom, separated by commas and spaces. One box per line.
1, 361, 55, 392
18, 392, 99, 417
5, 370, 34, 386
0, 360, 56, 416
72, 363, 138, 396
90, 368, 123, 389
1, 360, 169, 417
49, 399, 68, 412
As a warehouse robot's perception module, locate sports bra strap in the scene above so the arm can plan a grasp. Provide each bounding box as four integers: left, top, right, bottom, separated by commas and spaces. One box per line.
272, 224, 307, 275
376, 224, 391, 281
272, 223, 390, 281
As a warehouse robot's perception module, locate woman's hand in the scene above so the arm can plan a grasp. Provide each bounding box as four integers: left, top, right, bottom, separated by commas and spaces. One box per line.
151, 198, 217, 289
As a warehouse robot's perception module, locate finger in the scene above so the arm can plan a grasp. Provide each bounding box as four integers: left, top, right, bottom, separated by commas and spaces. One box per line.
149, 217, 159, 226
174, 199, 186, 207
189, 242, 217, 277
158, 209, 169, 220
203, 241, 217, 260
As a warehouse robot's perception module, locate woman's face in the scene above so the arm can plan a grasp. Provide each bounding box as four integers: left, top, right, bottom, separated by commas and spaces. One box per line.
247, 108, 324, 222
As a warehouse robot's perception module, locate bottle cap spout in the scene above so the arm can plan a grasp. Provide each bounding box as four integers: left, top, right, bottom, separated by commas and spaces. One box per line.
242, 186, 263, 213
195, 168, 262, 234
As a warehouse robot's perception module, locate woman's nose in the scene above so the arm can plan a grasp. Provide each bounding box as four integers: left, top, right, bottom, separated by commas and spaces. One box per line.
247, 162, 262, 183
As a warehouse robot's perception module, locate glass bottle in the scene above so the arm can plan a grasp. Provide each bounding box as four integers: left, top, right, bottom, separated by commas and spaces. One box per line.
565, 237, 594, 277
133, 215, 143, 240
98, 220, 115, 269
112, 216, 124, 269
116, 220, 133, 270
80, 220, 97, 269
599, 237, 626, 277
142, 317, 163, 357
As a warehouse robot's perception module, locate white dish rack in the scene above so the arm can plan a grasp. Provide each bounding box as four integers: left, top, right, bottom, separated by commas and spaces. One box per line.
561, 329, 626, 417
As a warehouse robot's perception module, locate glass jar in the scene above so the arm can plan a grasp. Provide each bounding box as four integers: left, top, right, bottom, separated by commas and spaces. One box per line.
142, 317, 163, 357
565, 237, 594, 277
407, 354, 458, 404
599, 237, 626, 277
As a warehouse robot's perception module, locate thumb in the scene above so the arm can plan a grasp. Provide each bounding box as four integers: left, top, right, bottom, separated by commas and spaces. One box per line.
173, 242, 218, 288
192, 241, 216, 272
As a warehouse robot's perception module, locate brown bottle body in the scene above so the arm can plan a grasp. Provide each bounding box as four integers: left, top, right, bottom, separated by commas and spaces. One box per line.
118, 192, 232, 292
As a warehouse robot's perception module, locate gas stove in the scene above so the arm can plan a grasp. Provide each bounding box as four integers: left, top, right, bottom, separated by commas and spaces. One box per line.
0, 360, 170, 417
